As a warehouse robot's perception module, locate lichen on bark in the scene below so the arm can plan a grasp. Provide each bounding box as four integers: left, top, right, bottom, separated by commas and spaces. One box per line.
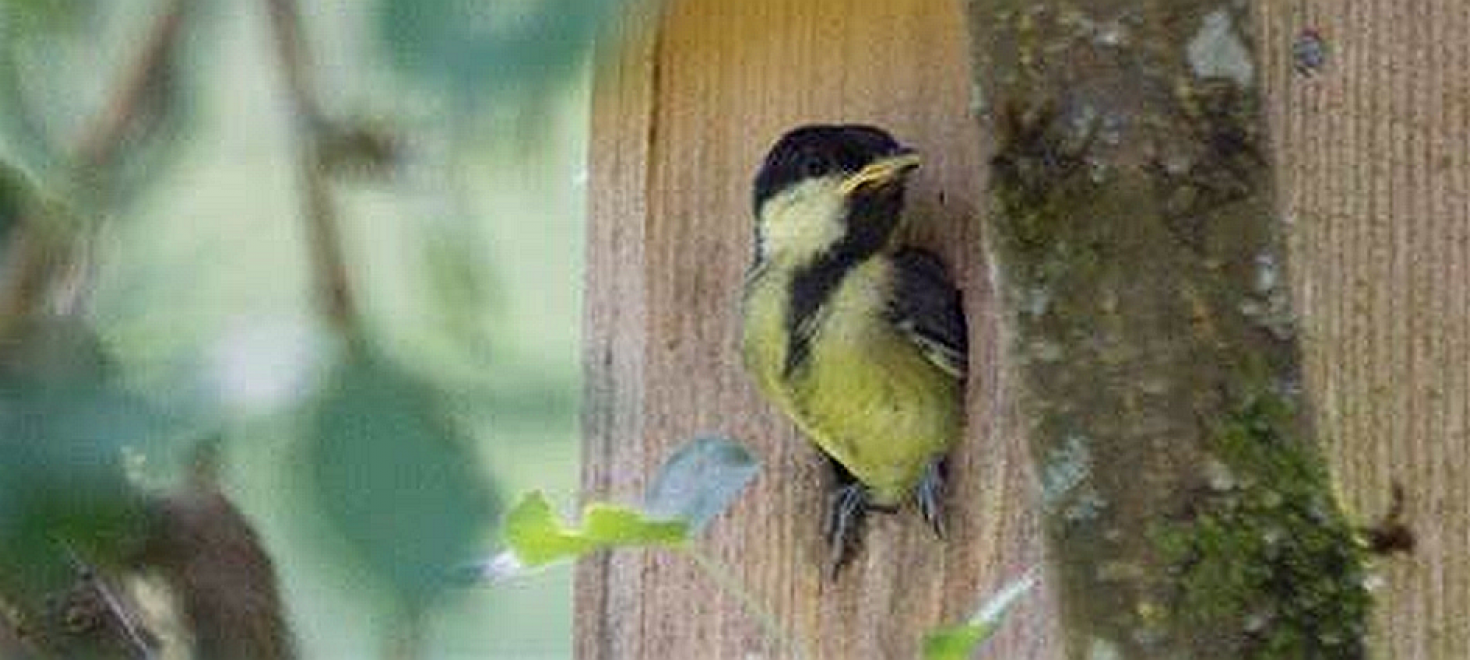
965, 0, 1371, 657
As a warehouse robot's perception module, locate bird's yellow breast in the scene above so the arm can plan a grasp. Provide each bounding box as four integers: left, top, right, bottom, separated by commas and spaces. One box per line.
741, 257, 963, 505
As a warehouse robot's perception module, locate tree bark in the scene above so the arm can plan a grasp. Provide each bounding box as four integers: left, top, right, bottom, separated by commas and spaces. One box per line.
965, 1, 1370, 658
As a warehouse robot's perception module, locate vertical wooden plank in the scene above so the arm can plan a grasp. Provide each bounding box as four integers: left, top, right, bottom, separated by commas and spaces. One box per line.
579, 0, 1058, 657
576, 2, 659, 658
1265, 2, 1470, 658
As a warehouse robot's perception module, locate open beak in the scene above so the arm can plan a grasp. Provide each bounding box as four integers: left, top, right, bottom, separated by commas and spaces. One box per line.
838, 149, 920, 196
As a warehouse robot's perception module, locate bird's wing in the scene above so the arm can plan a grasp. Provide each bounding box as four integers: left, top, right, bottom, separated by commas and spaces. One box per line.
888, 247, 968, 379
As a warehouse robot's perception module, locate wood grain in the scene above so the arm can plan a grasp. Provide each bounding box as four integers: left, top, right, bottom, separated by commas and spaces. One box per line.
582, 0, 1470, 657
575, 1, 659, 657
577, 0, 1056, 657
1263, 2, 1470, 658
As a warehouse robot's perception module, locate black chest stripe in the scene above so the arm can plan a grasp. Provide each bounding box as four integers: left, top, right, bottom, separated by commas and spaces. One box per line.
784, 252, 857, 376
782, 190, 901, 377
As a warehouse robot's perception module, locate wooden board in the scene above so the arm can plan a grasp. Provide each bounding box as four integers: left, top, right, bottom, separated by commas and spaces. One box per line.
580, 0, 1470, 657
1263, 2, 1470, 658
576, 0, 1054, 657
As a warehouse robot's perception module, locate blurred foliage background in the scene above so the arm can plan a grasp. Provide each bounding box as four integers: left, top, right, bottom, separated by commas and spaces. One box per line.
0, 0, 616, 657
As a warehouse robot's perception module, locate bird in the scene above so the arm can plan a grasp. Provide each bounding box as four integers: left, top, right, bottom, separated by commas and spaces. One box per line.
739, 124, 967, 575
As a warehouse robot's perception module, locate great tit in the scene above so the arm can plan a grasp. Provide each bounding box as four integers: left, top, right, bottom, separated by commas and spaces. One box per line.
740, 124, 967, 574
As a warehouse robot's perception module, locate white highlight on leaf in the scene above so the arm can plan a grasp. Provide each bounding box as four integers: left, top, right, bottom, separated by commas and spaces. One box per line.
474, 550, 528, 584
207, 317, 326, 416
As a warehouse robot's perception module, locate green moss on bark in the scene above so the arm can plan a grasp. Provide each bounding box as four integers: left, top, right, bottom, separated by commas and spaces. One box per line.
1153, 394, 1370, 659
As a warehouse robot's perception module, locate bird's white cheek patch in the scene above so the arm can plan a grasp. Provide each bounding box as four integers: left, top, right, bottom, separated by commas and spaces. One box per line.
758, 179, 848, 259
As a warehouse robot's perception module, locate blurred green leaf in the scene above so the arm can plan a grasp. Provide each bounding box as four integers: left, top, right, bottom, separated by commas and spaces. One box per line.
644, 435, 759, 535
305, 348, 500, 609
0, 41, 61, 179
0, 1, 89, 177
373, 0, 621, 99
421, 220, 502, 359
922, 572, 1036, 660
0, 318, 165, 600
0, 0, 100, 32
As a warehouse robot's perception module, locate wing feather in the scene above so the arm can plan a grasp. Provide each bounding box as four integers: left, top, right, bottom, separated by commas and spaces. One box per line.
888, 248, 967, 379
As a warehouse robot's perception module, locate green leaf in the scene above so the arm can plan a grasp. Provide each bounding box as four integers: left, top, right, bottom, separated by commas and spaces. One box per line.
499, 491, 686, 568
581, 503, 689, 546
470, 437, 757, 582
0, 0, 100, 33
304, 348, 500, 609
643, 435, 759, 534
922, 572, 1037, 660
923, 624, 995, 660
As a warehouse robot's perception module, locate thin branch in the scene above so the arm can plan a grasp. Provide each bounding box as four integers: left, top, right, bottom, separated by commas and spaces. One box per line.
261, 0, 357, 332
0, 0, 192, 349
0, 219, 58, 342
72, 0, 192, 171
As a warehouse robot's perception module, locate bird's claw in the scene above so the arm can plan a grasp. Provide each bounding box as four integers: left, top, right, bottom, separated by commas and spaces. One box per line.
824, 482, 868, 579
916, 459, 946, 539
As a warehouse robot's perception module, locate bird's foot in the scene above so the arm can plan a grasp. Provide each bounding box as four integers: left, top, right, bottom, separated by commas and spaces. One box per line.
824, 481, 869, 579
915, 459, 946, 539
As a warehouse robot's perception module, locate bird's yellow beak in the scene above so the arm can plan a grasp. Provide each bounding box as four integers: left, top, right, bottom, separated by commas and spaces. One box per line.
838, 150, 920, 196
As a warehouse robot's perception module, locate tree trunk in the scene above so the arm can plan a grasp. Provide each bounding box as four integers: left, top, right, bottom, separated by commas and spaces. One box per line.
964, 0, 1372, 657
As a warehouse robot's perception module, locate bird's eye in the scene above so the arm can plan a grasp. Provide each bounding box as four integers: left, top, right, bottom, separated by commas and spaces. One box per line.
800, 153, 830, 178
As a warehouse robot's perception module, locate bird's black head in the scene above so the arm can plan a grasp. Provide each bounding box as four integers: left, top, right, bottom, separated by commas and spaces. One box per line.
752, 124, 912, 213
748, 124, 918, 264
